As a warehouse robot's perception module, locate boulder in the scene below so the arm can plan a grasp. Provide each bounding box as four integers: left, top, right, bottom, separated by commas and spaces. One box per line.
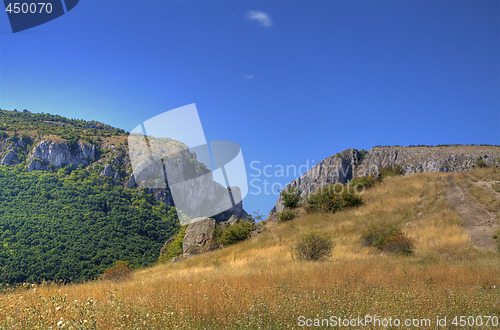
182, 217, 216, 256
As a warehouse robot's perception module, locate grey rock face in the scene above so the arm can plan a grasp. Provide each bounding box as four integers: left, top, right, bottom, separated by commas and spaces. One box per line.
100, 163, 119, 178
27, 159, 48, 171
125, 175, 136, 188
1, 149, 20, 166
217, 214, 254, 232
133, 148, 247, 222
270, 149, 363, 215
269, 146, 500, 219
27, 140, 96, 171
182, 217, 217, 256
355, 146, 500, 176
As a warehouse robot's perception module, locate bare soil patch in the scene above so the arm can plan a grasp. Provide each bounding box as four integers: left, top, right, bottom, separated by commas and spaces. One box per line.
442, 174, 499, 252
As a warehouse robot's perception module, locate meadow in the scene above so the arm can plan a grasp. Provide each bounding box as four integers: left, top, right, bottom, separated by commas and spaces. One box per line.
0, 169, 499, 328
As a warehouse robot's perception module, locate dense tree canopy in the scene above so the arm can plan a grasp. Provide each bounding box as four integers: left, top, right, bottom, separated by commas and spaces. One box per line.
0, 166, 179, 284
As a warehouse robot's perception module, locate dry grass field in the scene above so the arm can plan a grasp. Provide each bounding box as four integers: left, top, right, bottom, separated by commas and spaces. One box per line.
1, 168, 499, 328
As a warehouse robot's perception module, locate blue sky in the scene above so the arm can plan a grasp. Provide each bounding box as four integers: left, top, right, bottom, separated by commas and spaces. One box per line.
0, 0, 499, 216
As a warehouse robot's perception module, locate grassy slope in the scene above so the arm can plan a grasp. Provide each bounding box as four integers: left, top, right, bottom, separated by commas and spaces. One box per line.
1, 170, 499, 328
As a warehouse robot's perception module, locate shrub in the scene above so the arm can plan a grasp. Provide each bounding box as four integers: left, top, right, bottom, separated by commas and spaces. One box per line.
215, 221, 255, 246
293, 230, 334, 261
476, 157, 488, 168
306, 184, 362, 213
348, 176, 379, 191
494, 231, 500, 253
362, 222, 400, 249
7, 132, 18, 143
158, 226, 187, 263
380, 234, 413, 255
362, 222, 413, 255
280, 186, 301, 208
379, 165, 404, 180
278, 209, 296, 223
101, 260, 132, 281
67, 137, 79, 153
0, 131, 7, 140
20, 133, 31, 145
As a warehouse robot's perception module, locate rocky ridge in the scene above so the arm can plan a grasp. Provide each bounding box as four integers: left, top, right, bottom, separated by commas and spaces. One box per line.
269, 145, 500, 217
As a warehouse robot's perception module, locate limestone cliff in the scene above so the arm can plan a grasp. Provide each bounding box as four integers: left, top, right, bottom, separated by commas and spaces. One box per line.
27, 140, 96, 171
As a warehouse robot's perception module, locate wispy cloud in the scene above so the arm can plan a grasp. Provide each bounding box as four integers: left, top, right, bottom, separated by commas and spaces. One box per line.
242, 74, 255, 81
246, 10, 273, 28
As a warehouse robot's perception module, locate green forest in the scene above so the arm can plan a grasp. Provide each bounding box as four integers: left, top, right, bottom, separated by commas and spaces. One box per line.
0, 109, 127, 139
0, 165, 179, 284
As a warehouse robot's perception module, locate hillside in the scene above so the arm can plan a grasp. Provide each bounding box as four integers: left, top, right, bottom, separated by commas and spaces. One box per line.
0, 109, 247, 284
0, 167, 498, 328
0, 110, 182, 283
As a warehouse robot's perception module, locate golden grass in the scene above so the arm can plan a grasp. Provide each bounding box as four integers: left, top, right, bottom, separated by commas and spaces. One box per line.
1, 170, 499, 328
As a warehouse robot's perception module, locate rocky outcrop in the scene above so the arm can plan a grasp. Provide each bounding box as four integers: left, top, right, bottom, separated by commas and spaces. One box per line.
100, 163, 120, 179
132, 146, 248, 223
125, 175, 136, 188
269, 145, 500, 218
212, 198, 250, 223
27, 140, 96, 171
1, 149, 20, 166
270, 149, 364, 214
182, 217, 217, 256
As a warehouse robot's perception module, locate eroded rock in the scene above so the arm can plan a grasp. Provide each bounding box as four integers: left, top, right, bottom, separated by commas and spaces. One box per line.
182, 217, 216, 256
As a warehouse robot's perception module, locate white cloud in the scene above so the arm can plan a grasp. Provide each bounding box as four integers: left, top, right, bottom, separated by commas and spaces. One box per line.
242, 74, 255, 81
246, 10, 273, 28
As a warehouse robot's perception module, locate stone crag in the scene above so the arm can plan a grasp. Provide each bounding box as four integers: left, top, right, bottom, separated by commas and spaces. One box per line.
27, 140, 96, 171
